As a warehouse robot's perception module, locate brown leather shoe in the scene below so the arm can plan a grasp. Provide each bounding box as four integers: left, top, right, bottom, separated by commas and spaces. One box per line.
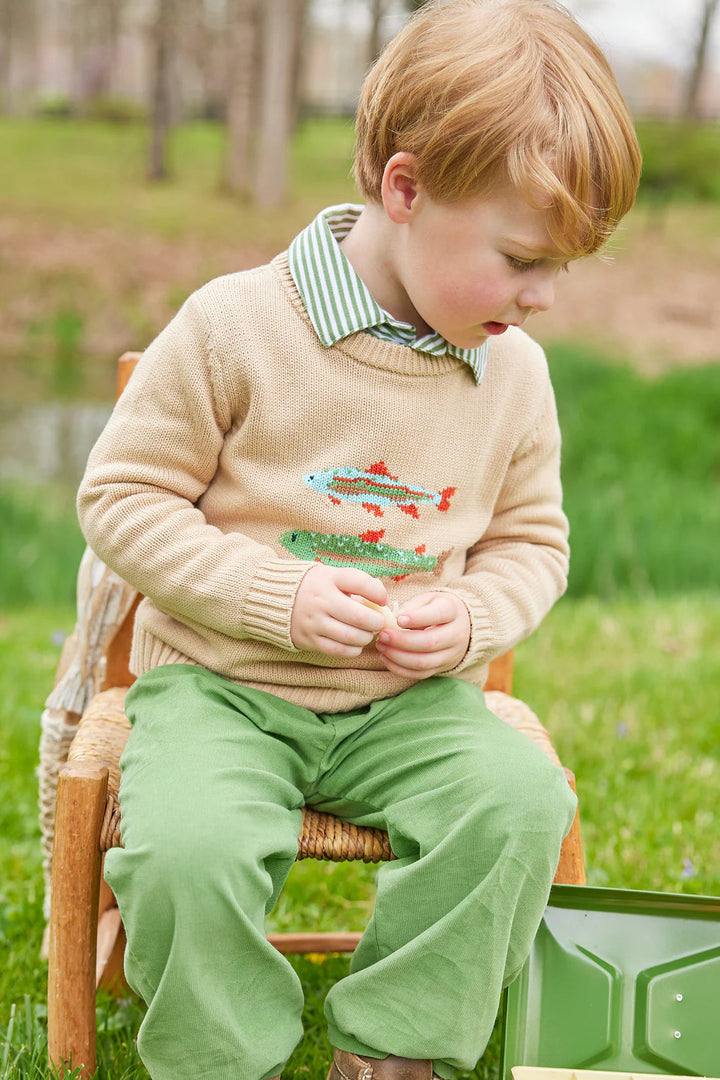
327, 1048, 441, 1080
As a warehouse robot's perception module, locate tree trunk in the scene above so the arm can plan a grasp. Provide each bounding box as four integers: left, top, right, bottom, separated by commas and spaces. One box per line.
69, 0, 92, 114
289, 0, 309, 131
0, 0, 15, 113
224, 0, 260, 193
252, 0, 303, 207
682, 0, 719, 119
147, 0, 174, 181
0, 0, 39, 115
92, 0, 124, 101
368, 0, 384, 66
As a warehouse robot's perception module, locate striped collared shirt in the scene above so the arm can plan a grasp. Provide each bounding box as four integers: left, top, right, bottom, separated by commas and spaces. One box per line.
288, 204, 489, 384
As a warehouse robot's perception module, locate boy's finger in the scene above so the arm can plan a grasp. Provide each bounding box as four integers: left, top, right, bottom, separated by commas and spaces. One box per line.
336, 595, 386, 634
378, 649, 453, 679
397, 595, 453, 628
323, 617, 377, 649
333, 567, 388, 606
377, 627, 447, 654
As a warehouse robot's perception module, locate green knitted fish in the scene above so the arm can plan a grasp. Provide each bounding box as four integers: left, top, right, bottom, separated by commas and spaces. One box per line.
280, 528, 450, 581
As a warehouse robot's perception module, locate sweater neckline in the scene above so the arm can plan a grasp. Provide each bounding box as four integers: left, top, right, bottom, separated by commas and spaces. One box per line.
271, 251, 469, 379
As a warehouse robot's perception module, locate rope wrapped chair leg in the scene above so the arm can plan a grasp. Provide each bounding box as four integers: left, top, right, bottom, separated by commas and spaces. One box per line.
39, 548, 138, 945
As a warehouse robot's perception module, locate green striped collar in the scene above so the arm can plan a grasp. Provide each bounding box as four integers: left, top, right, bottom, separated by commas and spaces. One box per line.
288, 204, 489, 384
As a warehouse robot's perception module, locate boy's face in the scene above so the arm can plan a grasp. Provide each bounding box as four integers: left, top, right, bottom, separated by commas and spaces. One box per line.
387, 170, 576, 350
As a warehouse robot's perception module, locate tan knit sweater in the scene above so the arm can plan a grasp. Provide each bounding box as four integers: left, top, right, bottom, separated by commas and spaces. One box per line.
77, 252, 569, 712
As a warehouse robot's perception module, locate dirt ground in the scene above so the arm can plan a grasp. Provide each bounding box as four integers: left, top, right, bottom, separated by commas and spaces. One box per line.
2, 207, 718, 395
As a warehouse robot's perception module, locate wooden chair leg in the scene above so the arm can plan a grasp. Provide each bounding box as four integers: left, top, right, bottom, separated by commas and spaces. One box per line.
48, 763, 109, 1079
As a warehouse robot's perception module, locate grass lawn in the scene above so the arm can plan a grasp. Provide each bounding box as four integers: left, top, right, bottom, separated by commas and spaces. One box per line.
0, 116, 358, 247
2, 594, 720, 1078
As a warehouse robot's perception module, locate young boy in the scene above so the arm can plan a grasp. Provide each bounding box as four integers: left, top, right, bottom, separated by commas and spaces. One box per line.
77, 2, 641, 1078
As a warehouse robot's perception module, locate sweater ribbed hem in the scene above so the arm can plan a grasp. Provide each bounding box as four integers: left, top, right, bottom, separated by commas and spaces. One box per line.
432, 587, 493, 673
240, 557, 317, 651
129, 627, 490, 713
130, 632, 199, 677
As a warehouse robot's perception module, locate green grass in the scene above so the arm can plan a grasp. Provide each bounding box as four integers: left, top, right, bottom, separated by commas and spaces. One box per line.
0, 116, 357, 246
636, 119, 720, 203
0, 487, 85, 609
2, 595, 720, 1078
549, 345, 720, 597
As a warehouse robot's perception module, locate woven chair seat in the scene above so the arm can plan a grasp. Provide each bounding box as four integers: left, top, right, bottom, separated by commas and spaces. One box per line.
68, 684, 562, 864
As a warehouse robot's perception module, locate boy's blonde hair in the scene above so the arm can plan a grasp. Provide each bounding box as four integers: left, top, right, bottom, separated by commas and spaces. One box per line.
354, 0, 642, 256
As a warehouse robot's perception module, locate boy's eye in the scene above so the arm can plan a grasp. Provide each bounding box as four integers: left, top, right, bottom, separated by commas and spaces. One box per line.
505, 255, 537, 272
505, 255, 572, 274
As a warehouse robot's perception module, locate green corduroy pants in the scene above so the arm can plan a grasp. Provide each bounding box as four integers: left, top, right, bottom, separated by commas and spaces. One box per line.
104, 664, 576, 1080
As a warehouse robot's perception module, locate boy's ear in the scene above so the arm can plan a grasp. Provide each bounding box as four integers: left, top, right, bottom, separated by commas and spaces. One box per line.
381, 152, 421, 223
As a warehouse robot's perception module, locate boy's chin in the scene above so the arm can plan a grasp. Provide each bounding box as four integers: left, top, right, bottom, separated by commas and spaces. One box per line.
444, 327, 498, 349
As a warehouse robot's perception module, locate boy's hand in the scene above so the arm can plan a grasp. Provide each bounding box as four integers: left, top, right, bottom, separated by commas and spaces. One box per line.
375, 592, 471, 679
291, 565, 388, 657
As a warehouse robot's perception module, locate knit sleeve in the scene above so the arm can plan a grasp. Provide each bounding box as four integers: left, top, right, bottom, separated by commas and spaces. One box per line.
76, 291, 315, 651
435, 377, 569, 671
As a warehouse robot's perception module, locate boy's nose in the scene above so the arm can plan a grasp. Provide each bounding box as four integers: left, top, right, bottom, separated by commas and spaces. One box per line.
518, 274, 556, 314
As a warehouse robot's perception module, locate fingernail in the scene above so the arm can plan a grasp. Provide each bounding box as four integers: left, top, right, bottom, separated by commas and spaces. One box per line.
378, 632, 390, 645
398, 616, 410, 627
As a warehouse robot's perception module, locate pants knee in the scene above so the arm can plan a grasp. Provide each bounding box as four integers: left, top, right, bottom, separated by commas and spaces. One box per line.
107, 804, 297, 925
436, 746, 575, 867
497, 747, 576, 840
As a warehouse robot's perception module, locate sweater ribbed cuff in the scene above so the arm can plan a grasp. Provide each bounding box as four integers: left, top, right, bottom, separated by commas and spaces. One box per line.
432, 587, 493, 673
241, 558, 317, 651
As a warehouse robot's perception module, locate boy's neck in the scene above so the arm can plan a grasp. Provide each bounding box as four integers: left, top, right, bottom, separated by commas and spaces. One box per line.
338, 204, 433, 338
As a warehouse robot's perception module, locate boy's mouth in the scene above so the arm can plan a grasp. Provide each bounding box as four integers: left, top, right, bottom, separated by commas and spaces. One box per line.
482, 321, 509, 335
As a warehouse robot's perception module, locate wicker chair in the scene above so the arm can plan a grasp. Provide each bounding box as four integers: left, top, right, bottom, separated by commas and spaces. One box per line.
45, 353, 585, 1078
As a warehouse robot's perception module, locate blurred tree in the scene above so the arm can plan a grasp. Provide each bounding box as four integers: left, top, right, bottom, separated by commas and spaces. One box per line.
147, 0, 176, 179
223, 0, 260, 193
252, 0, 303, 205
369, 0, 427, 68
368, 0, 385, 64
221, 0, 307, 204
0, 0, 16, 111
0, 0, 39, 114
682, 0, 719, 119
288, 0, 309, 128
68, 0, 125, 112
182, 0, 229, 120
